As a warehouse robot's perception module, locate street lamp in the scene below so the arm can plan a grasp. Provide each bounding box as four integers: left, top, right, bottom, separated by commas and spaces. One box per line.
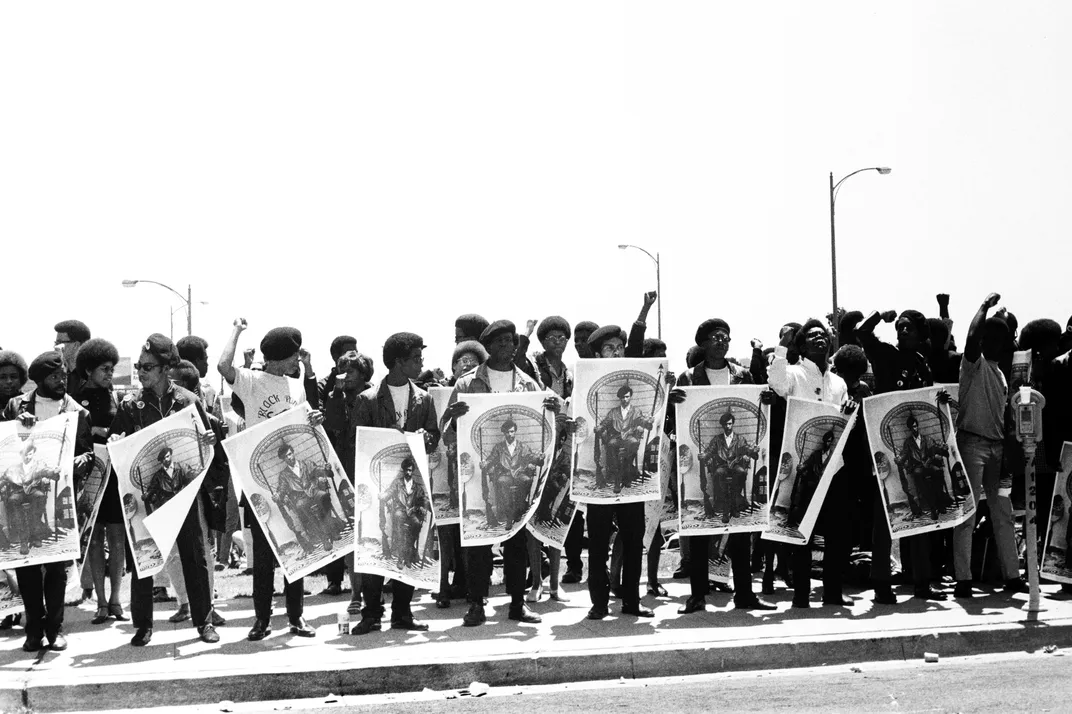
829, 167, 891, 323
170, 302, 209, 340
122, 279, 195, 336
617, 244, 661, 339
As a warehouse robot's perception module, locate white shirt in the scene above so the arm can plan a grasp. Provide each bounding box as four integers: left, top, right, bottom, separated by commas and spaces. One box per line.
487, 367, 514, 394
34, 395, 62, 421
388, 383, 410, 428
230, 367, 307, 427
704, 367, 731, 386
767, 346, 848, 405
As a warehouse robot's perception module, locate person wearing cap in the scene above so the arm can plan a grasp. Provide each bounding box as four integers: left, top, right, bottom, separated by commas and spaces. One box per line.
218, 319, 321, 641
108, 334, 219, 646
441, 319, 560, 627
672, 318, 775, 616
54, 319, 91, 395
349, 332, 440, 635
1, 351, 93, 653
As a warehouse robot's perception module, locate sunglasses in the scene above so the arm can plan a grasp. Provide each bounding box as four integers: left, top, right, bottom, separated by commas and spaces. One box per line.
134, 362, 164, 372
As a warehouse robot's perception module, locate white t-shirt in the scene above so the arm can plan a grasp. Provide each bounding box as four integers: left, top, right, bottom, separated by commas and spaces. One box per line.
230, 367, 306, 427
487, 367, 514, 394
388, 383, 410, 428
705, 367, 730, 386
34, 395, 63, 421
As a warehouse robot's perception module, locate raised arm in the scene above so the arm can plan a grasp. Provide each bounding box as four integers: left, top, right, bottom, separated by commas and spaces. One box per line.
217, 318, 247, 385
964, 293, 1000, 363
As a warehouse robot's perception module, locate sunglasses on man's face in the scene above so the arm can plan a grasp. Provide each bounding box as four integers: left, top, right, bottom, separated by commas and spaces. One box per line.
135, 362, 163, 372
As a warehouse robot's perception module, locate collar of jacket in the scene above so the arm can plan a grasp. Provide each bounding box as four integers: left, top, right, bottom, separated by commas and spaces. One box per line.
690, 361, 748, 385
21, 390, 79, 415
377, 378, 414, 409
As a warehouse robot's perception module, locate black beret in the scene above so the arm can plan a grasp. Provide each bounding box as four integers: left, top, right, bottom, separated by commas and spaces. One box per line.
28, 352, 64, 383
685, 345, 704, 369
537, 316, 572, 342
329, 334, 357, 361
587, 325, 627, 352
260, 327, 302, 361
452, 340, 488, 366
479, 320, 516, 347
143, 333, 180, 366
695, 318, 731, 345
574, 321, 599, 336
839, 311, 864, 335
1019, 319, 1063, 353
455, 314, 490, 341
54, 320, 90, 343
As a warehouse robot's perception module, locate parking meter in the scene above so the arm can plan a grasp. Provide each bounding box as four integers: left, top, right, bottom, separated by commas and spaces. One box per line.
1012, 386, 1046, 614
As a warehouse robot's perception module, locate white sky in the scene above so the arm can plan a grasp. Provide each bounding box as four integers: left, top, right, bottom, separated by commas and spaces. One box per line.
2, 2, 1068, 377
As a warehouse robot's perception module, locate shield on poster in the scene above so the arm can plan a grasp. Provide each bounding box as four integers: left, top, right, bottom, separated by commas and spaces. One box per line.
456, 392, 555, 546
428, 387, 459, 525
863, 386, 975, 538
1042, 442, 1072, 584
764, 398, 853, 545
571, 358, 669, 505
676, 386, 770, 536
223, 404, 354, 582
0, 413, 80, 570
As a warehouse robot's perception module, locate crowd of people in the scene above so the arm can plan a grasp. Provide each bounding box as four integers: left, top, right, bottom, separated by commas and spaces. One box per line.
1, 289, 1070, 654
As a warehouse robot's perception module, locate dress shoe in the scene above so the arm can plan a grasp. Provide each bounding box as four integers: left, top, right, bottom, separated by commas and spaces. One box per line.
736, 597, 776, 611
561, 569, 583, 584
131, 627, 153, 647
47, 631, 67, 651
621, 603, 654, 618
462, 603, 487, 627
791, 598, 811, 609
822, 596, 853, 607
549, 590, 569, 602
210, 609, 227, 626
954, 581, 974, 599
320, 583, 343, 596
0, 613, 20, 630
508, 603, 542, 624
435, 597, 451, 609
22, 635, 44, 652
710, 581, 734, 594
109, 603, 129, 621
353, 617, 381, 635
586, 606, 608, 620
914, 588, 948, 601
1004, 577, 1029, 594
91, 606, 110, 625
671, 568, 688, 580
247, 618, 272, 641
198, 624, 220, 644
677, 596, 706, 614
391, 617, 429, 631
168, 603, 191, 623
289, 618, 317, 637
647, 583, 668, 597
873, 587, 897, 605
152, 587, 174, 603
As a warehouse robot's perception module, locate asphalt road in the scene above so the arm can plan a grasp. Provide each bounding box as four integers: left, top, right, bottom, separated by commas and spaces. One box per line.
81, 649, 1071, 714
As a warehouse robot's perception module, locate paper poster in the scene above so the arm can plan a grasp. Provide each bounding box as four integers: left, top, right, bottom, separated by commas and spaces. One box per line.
676, 386, 771, 536
108, 405, 213, 578
1042, 442, 1072, 584
527, 432, 578, 550
75, 444, 111, 577
863, 386, 975, 538
764, 398, 854, 546
456, 392, 555, 546
643, 434, 678, 548
222, 404, 354, 581
352, 428, 438, 588
0, 413, 80, 569
571, 358, 669, 504
428, 387, 459, 526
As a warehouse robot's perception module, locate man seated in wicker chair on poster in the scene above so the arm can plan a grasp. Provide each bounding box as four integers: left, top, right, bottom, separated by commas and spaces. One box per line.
482, 420, 542, 529
701, 412, 759, 523
595, 385, 653, 493
384, 457, 429, 568
275, 442, 345, 553
895, 415, 950, 520
2, 441, 59, 553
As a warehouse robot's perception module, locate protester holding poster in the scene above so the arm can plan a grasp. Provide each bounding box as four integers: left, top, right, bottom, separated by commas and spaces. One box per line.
1, 351, 92, 652
1042, 444, 1072, 584
350, 332, 439, 636
109, 334, 218, 646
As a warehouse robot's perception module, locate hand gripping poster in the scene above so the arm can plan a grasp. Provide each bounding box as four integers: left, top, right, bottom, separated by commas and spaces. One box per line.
75, 444, 112, 577
527, 430, 578, 550
676, 386, 771, 536
863, 386, 975, 537
108, 404, 213, 578
223, 404, 354, 581
428, 387, 459, 525
456, 392, 555, 546
0, 413, 80, 570
353, 428, 438, 588
571, 358, 669, 505
1042, 442, 1072, 584
764, 398, 856, 546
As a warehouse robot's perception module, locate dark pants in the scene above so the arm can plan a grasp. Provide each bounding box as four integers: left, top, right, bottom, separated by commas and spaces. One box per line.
132, 506, 211, 630
16, 561, 67, 639
564, 512, 585, 573
587, 502, 643, 609
795, 470, 854, 601
322, 556, 346, 586
872, 493, 931, 589
687, 533, 753, 603
465, 529, 528, 601
360, 574, 414, 622
251, 517, 303, 621
437, 523, 466, 595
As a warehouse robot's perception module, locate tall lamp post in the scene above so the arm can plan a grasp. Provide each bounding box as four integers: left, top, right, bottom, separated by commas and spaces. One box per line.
830, 167, 891, 322
122, 279, 194, 336
617, 244, 661, 339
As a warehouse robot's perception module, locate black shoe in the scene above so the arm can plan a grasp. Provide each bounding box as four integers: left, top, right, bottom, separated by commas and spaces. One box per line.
462, 603, 486, 627
561, 569, 583, 584
436, 597, 451, 609
873, 587, 897, 605
210, 609, 227, 626
391, 617, 429, 631
710, 580, 734, 594
822, 596, 853, 607
91, 606, 110, 625
954, 581, 974, 599
131, 627, 153, 647
621, 603, 654, 618
151, 587, 174, 603
289, 618, 316, 637
736, 597, 776, 611
247, 618, 271, 641
647, 583, 668, 597
199, 624, 220, 643
320, 583, 343, 596
22, 635, 44, 652
352, 617, 381, 635
508, 603, 542, 624
914, 588, 948, 601
587, 606, 608, 620
671, 568, 688, 580
677, 596, 706, 614
610, 586, 624, 599
1004, 577, 1029, 594
791, 598, 810, 609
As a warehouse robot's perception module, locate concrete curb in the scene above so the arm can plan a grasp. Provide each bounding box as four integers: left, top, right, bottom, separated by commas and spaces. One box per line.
24, 616, 1072, 712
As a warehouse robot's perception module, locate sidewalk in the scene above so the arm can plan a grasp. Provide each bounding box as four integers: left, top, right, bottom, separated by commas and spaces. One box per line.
2, 571, 1070, 713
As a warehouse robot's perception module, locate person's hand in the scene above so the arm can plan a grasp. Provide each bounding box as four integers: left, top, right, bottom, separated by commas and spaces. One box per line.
242, 348, 256, 368
668, 388, 686, 405
299, 348, 313, 371
543, 395, 561, 414
983, 292, 1001, 310
74, 453, 93, 470
17, 413, 36, 428
880, 310, 897, 323
91, 426, 109, 439
108, 432, 126, 443
936, 389, 952, 405
445, 401, 469, 419
937, 294, 950, 308
842, 399, 858, 415
533, 455, 545, 468
759, 389, 776, 405
643, 291, 657, 308
200, 431, 217, 447
233, 318, 248, 332
526, 319, 538, 337
751, 338, 763, 351
778, 328, 795, 348
307, 410, 324, 428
